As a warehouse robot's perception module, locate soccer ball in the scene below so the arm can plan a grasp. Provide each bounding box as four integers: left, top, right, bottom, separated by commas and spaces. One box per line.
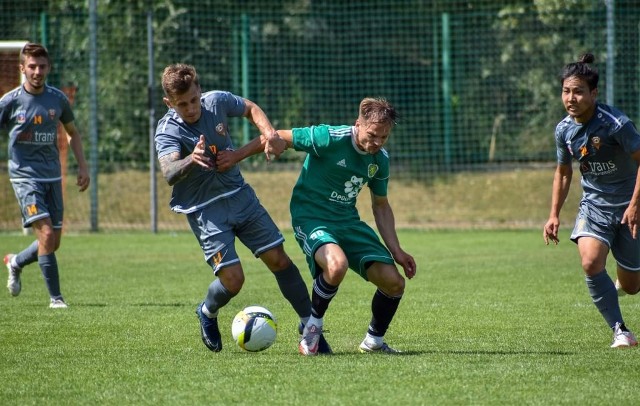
231, 305, 277, 352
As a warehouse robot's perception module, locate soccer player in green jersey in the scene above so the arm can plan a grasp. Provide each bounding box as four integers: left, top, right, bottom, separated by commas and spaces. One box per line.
0, 43, 90, 308
219, 97, 417, 355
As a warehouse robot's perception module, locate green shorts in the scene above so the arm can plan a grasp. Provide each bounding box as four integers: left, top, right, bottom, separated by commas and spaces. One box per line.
292, 220, 394, 280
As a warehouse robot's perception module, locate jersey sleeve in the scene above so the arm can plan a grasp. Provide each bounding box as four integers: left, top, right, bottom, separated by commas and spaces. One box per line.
0, 91, 15, 128
613, 121, 640, 155
555, 121, 572, 165
154, 116, 181, 159
291, 125, 331, 156
203, 91, 246, 117
59, 92, 75, 124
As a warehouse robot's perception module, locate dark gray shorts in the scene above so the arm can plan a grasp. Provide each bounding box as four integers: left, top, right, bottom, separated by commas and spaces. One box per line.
10, 180, 63, 228
186, 186, 284, 274
570, 200, 640, 271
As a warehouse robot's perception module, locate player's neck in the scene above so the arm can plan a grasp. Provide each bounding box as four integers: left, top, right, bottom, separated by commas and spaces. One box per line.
23, 83, 45, 95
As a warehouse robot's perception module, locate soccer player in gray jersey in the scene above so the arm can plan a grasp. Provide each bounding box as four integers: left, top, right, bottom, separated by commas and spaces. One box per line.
155, 64, 330, 354
0, 43, 90, 308
220, 97, 417, 355
544, 53, 640, 348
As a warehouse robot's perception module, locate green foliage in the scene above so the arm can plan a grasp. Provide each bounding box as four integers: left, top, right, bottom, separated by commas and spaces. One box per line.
1, 230, 639, 404
4, 0, 638, 174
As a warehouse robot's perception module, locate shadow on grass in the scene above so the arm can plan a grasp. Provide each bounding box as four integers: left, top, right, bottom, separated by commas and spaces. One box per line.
326, 349, 574, 356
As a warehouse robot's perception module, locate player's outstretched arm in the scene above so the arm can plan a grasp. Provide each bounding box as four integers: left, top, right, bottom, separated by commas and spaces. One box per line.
371, 192, 417, 279
241, 99, 284, 162
216, 130, 293, 172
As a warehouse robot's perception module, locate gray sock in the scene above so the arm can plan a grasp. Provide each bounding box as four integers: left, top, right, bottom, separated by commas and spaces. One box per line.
15, 240, 39, 269
273, 262, 312, 320
586, 270, 623, 328
39, 253, 62, 299
204, 278, 236, 316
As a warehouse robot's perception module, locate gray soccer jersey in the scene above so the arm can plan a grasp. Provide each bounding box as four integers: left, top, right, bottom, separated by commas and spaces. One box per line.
154, 90, 248, 213
555, 103, 640, 207
289, 124, 389, 224
0, 85, 74, 181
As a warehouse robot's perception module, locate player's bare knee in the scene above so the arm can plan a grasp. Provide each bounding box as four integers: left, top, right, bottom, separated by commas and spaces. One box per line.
325, 257, 348, 277
380, 274, 405, 297
218, 270, 245, 294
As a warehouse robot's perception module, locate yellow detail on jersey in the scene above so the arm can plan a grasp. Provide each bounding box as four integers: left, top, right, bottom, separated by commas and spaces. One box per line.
26, 204, 38, 216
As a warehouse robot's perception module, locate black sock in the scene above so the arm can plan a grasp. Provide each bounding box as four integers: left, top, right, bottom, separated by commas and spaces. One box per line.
311, 274, 338, 319
368, 289, 402, 337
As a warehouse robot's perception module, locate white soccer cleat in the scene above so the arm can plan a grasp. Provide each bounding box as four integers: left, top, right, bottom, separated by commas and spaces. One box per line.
611, 322, 638, 348
49, 298, 68, 309
615, 279, 627, 297
299, 323, 322, 356
359, 339, 402, 354
4, 254, 22, 297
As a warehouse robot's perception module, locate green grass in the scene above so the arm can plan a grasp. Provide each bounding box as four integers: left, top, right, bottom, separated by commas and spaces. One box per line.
1, 230, 639, 405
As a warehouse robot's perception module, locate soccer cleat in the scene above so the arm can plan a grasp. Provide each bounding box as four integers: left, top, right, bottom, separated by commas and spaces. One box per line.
298, 322, 332, 354
611, 322, 638, 348
299, 323, 322, 356
4, 254, 22, 297
358, 339, 402, 354
49, 298, 68, 309
195, 302, 222, 352
615, 279, 627, 297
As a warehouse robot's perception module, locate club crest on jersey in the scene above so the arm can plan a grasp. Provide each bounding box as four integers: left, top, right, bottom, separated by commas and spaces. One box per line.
367, 164, 379, 178
48, 109, 56, 120
216, 123, 227, 136
591, 136, 601, 150
578, 144, 589, 160
17, 110, 26, 124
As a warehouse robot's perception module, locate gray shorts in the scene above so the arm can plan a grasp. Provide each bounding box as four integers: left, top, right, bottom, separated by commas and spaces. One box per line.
10, 180, 63, 228
186, 186, 284, 274
570, 200, 640, 271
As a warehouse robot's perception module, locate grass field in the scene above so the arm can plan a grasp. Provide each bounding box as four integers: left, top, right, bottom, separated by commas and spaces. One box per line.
1, 230, 639, 405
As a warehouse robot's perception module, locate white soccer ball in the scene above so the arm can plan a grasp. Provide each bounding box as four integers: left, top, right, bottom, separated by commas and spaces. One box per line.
231, 305, 277, 352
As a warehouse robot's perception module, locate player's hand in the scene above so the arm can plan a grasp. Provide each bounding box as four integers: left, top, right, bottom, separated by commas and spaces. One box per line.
395, 250, 417, 279
192, 135, 215, 170
543, 218, 560, 245
76, 165, 90, 192
266, 137, 286, 160
621, 204, 640, 239
216, 149, 239, 172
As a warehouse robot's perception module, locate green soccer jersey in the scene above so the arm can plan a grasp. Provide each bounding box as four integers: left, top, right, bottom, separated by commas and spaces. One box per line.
289, 124, 389, 224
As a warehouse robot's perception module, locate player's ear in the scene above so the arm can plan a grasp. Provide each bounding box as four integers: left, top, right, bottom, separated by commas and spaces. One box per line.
163, 96, 173, 109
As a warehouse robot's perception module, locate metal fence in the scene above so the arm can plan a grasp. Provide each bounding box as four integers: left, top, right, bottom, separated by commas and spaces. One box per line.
1, 0, 639, 231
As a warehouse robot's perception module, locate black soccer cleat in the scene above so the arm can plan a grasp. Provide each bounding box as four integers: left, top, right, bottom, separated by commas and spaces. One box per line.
196, 302, 222, 352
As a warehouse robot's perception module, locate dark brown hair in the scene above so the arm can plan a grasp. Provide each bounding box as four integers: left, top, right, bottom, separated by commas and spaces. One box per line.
161, 63, 200, 100
19, 43, 50, 65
